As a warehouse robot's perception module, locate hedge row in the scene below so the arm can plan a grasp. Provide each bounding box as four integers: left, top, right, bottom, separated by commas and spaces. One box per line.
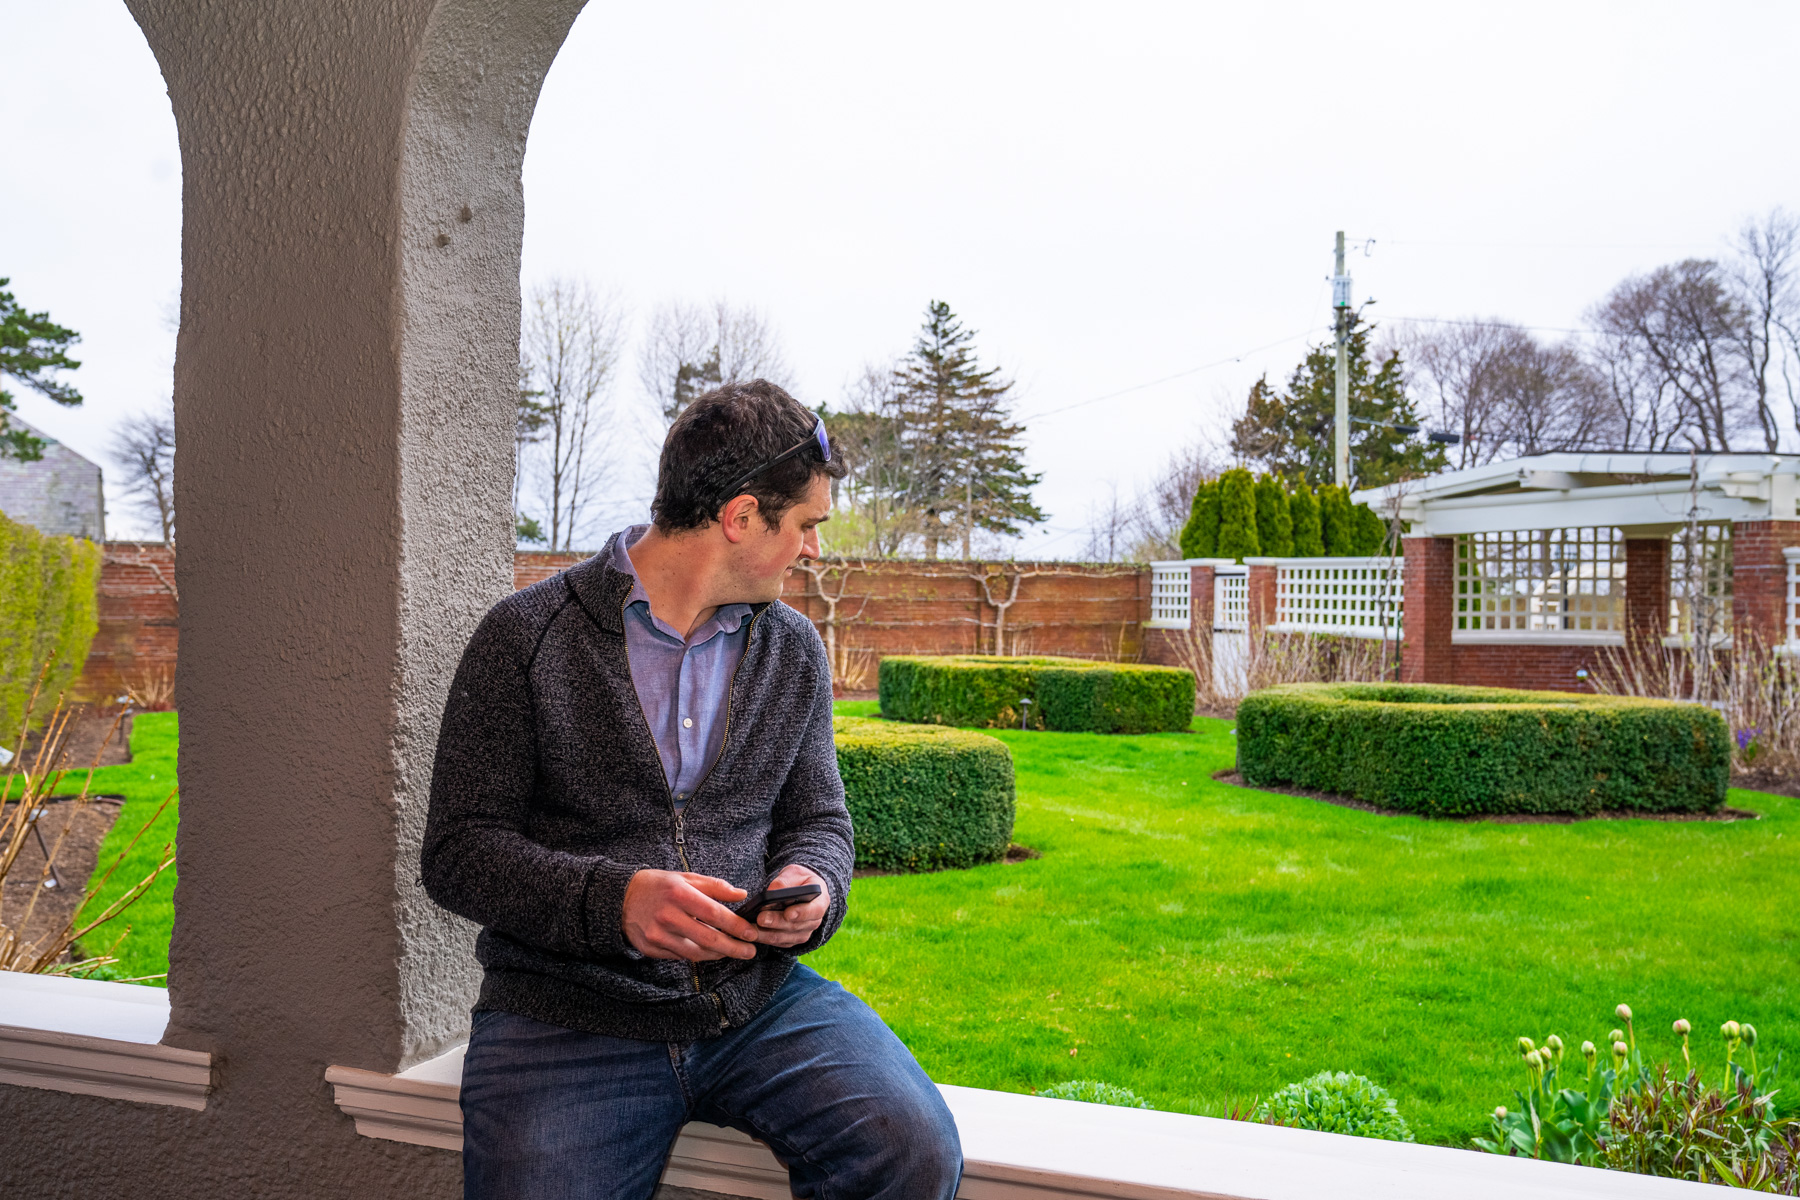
1, 513, 102, 742
1235, 682, 1730, 817
1181, 470, 1387, 561
834, 716, 1015, 871
878, 655, 1195, 734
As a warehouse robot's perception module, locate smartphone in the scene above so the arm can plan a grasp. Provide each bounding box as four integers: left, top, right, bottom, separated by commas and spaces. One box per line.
734, 883, 822, 917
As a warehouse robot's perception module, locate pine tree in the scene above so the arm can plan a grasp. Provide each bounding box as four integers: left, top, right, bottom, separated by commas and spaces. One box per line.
1319, 484, 1353, 555
1290, 485, 1324, 556
1179, 478, 1220, 558
1254, 475, 1293, 556
1, 279, 83, 461
1228, 311, 1445, 490
1349, 502, 1388, 555
1216, 468, 1261, 562
893, 301, 1045, 558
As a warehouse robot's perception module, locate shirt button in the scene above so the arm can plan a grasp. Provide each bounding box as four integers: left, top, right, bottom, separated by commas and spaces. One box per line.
683, 717, 693, 728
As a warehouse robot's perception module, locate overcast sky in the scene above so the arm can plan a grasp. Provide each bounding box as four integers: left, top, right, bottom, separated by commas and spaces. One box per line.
5, 1, 1798, 548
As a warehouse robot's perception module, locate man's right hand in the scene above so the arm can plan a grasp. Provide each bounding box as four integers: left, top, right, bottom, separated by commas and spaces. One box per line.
622, 870, 761, 961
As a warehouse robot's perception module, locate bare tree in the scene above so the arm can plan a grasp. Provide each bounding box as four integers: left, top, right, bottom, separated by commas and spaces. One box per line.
1729, 209, 1800, 451
519, 279, 628, 551
1079, 483, 1132, 562
109, 403, 176, 543
824, 362, 921, 557
639, 299, 793, 428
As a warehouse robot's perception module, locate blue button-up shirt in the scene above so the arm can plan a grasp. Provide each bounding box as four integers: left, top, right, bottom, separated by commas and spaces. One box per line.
611, 525, 753, 809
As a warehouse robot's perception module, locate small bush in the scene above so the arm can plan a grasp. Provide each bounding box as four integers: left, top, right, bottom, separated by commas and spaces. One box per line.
1255, 1071, 1414, 1142
1, 513, 102, 739
1039, 1080, 1151, 1109
834, 716, 1014, 871
1236, 682, 1729, 816
878, 655, 1195, 734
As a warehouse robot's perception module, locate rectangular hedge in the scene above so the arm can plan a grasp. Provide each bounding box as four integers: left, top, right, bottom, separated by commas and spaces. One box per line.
1235, 682, 1730, 817
1, 513, 102, 740
878, 655, 1194, 734
834, 716, 1015, 871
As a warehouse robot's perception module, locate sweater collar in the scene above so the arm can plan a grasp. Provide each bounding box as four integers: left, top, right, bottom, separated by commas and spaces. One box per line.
565, 528, 771, 635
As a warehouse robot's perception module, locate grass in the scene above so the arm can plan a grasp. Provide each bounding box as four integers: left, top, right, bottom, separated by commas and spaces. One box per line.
47, 704, 1800, 1149
816, 699, 1800, 1146
50, 711, 179, 983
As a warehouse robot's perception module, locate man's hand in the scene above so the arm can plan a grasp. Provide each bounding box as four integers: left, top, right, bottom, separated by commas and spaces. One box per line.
750, 864, 831, 949
622, 870, 761, 962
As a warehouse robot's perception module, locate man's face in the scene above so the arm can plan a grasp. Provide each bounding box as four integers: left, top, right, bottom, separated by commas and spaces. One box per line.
725, 474, 831, 603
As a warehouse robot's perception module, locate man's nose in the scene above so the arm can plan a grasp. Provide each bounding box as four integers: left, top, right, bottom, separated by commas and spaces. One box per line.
801, 527, 820, 559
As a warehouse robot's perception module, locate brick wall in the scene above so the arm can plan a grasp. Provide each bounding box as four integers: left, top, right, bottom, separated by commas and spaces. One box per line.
1732, 521, 1800, 647
77, 543, 178, 702
1448, 643, 1605, 692
1401, 537, 1455, 683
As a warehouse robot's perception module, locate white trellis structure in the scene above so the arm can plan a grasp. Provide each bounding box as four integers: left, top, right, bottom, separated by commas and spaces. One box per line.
1787, 547, 1800, 650
1263, 557, 1403, 639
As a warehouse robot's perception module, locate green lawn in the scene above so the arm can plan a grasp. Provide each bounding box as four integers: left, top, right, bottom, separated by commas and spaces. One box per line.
55, 705, 1800, 1148
815, 700, 1799, 1146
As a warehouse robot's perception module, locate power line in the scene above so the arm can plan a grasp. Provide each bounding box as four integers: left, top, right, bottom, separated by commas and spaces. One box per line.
1378, 314, 1592, 336
1020, 326, 1324, 422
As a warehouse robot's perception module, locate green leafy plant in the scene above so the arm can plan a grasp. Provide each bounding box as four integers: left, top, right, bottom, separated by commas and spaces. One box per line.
1254, 474, 1294, 557
878, 655, 1195, 734
1179, 479, 1220, 559
1236, 682, 1730, 816
1, 512, 103, 740
834, 716, 1014, 871
1288, 484, 1324, 556
1216, 468, 1261, 562
1038, 1080, 1151, 1108
1254, 1071, 1414, 1141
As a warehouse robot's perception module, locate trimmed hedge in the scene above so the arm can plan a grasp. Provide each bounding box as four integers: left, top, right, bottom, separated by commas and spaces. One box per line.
1236, 682, 1730, 817
1, 513, 102, 741
834, 716, 1015, 870
878, 655, 1195, 734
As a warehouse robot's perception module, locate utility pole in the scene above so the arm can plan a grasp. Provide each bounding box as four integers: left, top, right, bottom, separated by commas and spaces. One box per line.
1332, 230, 1352, 489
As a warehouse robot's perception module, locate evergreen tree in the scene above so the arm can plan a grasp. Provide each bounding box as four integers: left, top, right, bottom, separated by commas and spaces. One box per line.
1254, 475, 1294, 556
1290, 484, 1324, 556
1178, 478, 1220, 558
1216, 468, 1261, 561
0, 279, 83, 461
893, 300, 1044, 558
1349, 503, 1388, 555
1228, 311, 1445, 490
1319, 484, 1353, 554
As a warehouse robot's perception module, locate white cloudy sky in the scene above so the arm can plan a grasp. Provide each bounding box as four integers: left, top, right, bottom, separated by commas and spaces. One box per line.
5, 1, 1798, 548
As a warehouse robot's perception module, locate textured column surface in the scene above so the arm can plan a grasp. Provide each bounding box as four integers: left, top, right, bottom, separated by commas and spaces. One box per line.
1400, 537, 1455, 684
0, 2, 586, 1196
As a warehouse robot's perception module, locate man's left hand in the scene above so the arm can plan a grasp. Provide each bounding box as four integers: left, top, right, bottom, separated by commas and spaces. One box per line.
752, 863, 830, 949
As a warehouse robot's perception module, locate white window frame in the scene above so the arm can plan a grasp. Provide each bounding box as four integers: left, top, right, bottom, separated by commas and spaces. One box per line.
1453, 527, 1626, 644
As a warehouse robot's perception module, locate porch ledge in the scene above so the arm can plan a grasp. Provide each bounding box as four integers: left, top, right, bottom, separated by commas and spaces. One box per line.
327, 1042, 1713, 1198
1452, 631, 1625, 647
0, 972, 212, 1111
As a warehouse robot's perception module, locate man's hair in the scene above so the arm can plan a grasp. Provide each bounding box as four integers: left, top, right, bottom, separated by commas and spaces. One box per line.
651, 379, 846, 533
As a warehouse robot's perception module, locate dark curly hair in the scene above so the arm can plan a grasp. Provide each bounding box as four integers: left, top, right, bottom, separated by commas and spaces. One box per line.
651, 379, 846, 533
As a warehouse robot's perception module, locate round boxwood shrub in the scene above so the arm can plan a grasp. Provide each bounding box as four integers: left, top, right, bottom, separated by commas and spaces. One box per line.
1255, 1071, 1414, 1142
878, 655, 1194, 734
834, 716, 1015, 871
1038, 1080, 1151, 1109
1236, 682, 1730, 817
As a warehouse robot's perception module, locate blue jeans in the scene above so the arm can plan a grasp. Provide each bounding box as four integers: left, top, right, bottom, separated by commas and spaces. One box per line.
460, 964, 962, 1200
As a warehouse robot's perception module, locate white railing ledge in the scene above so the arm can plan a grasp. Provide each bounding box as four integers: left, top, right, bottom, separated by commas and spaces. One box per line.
1782, 546, 1800, 562
0, 971, 211, 1110
327, 1042, 1712, 1198
1452, 631, 1625, 647
1266, 621, 1398, 641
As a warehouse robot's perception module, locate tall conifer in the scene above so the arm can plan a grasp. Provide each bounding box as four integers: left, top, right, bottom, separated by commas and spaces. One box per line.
1216, 468, 1261, 561
1179, 478, 1220, 558
1254, 475, 1294, 556
1319, 484, 1353, 555
1289, 485, 1324, 556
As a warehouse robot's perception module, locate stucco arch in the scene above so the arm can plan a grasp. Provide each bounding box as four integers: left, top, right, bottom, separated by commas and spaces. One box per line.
0, 1, 587, 1194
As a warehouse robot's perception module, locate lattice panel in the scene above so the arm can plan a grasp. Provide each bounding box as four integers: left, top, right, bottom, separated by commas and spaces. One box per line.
1215, 570, 1248, 631
1668, 523, 1733, 640
1276, 560, 1403, 639
1148, 565, 1191, 628
1788, 555, 1799, 647
1455, 528, 1625, 635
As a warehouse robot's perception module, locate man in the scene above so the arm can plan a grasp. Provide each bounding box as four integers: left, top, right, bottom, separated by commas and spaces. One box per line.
422, 380, 962, 1199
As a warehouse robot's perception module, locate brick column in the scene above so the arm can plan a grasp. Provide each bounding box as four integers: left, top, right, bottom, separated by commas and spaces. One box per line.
1623, 537, 1670, 650
1246, 560, 1278, 633
1190, 564, 1217, 632
1731, 520, 1800, 648
1401, 536, 1455, 683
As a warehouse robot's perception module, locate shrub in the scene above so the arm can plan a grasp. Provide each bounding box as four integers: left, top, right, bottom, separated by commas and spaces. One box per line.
834, 716, 1014, 871
1255, 1071, 1414, 1142
1039, 1080, 1151, 1109
1216, 468, 1260, 561
1289, 484, 1324, 556
1179, 479, 1220, 558
1348, 500, 1388, 555
1317, 484, 1353, 554
0, 513, 102, 740
1254, 474, 1294, 556
1236, 682, 1729, 816
878, 655, 1195, 734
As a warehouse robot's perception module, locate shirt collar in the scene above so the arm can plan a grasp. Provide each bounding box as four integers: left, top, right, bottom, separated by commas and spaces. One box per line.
610, 524, 754, 641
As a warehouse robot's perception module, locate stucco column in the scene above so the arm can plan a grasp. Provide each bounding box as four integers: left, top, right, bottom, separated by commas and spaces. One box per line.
0, 3, 586, 1197
1623, 537, 1671, 650
1731, 521, 1800, 649
1401, 536, 1455, 683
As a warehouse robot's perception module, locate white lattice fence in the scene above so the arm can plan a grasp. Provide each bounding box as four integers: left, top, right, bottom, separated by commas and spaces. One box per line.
1214, 570, 1248, 631
1147, 564, 1191, 629
1454, 527, 1625, 639
1788, 549, 1800, 648
1271, 558, 1404, 639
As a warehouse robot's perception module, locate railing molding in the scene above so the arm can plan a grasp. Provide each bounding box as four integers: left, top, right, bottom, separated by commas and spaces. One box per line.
0, 972, 212, 1111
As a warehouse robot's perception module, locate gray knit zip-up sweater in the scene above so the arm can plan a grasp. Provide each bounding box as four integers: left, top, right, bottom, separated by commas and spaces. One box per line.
421, 534, 854, 1042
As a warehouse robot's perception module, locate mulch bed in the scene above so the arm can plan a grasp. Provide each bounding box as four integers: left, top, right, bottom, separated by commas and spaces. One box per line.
1731, 768, 1800, 801
1211, 769, 1760, 824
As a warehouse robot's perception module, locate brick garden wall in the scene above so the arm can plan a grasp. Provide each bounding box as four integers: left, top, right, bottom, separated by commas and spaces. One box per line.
77, 543, 179, 703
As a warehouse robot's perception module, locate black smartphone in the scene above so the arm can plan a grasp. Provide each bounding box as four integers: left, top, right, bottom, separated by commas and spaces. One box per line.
734, 883, 822, 917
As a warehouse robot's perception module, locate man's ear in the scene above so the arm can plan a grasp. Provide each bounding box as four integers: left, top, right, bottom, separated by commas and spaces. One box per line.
718, 493, 760, 544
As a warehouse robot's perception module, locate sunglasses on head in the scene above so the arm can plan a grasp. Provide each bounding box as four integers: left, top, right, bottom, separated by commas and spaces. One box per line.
717, 416, 831, 503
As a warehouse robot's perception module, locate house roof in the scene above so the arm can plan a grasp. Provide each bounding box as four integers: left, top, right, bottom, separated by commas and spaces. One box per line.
1351, 452, 1800, 536
0, 417, 106, 541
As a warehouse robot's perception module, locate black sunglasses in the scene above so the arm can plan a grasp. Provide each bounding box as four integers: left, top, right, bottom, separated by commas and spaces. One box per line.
717, 416, 831, 503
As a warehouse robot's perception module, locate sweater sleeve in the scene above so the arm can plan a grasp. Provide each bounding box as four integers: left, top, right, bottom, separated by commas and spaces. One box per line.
761, 630, 855, 955
420, 598, 640, 959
